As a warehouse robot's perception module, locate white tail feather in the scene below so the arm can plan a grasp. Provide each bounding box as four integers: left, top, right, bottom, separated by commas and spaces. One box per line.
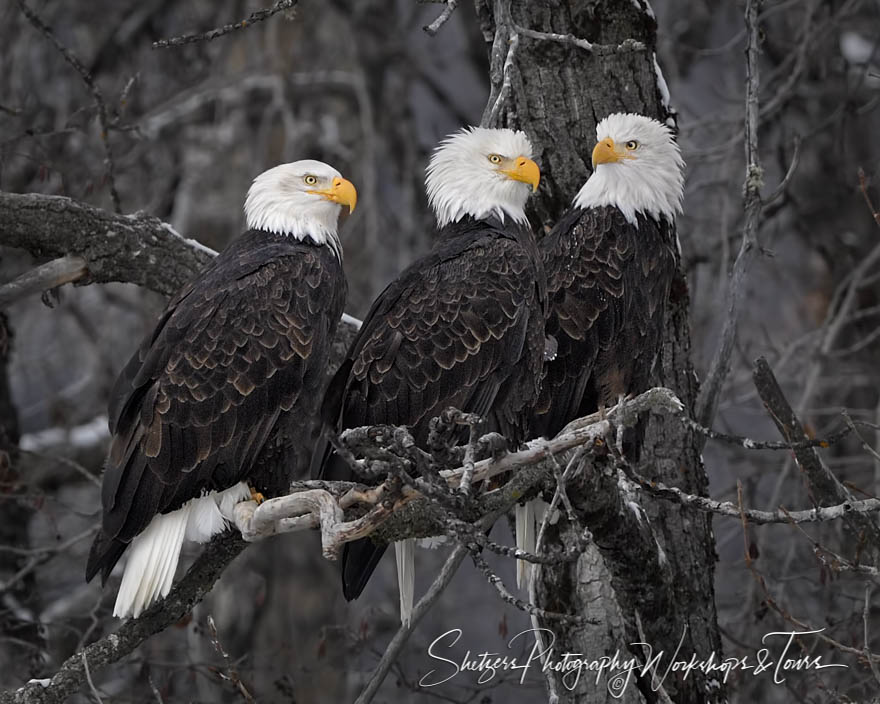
395, 539, 415, 626
515, 501, 536, 590
114, 507, 190, 619
113, 482, 250, 619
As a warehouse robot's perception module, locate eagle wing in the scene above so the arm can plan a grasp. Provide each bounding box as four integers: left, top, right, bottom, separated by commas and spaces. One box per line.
320, 223, 544, 599
88, 235, 344, 582
335, 231, 542, 447
533, 206, 675, 438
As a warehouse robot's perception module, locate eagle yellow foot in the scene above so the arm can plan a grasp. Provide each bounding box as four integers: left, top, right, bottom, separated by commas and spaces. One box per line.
249, 487, 266, 504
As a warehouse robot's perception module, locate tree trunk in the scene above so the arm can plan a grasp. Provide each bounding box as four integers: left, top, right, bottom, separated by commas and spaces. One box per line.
476, 2, 724, 701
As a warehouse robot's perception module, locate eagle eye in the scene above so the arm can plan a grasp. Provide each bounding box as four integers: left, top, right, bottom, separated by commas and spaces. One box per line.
304, 174, 318, 186
487, 154, 503, 164
625, 140, 639, 151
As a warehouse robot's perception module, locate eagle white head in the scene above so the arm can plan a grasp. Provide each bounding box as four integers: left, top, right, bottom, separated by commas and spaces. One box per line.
573, 113, 684, 226
244, 159, 357, 258
426, 127, 541, 228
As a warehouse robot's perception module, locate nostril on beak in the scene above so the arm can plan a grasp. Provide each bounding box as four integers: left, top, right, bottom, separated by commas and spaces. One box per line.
517, 157, 527, 166
332, 177, 342, 187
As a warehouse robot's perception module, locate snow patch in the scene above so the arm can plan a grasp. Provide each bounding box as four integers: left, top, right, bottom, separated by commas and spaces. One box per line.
20, 415, 109, 452
630, 0, 655, 18
626, 500, 645, 524
24, 679, 51, 689
655, 537, 668, 567
840, 31, 875, 65
159, 221, 218, 257
653, 53, 672, 112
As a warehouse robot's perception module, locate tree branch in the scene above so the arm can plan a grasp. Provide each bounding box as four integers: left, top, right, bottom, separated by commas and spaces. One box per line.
353, 545, 468, 704
0, 256, 88, 309
696, 0, 765, 433
753, 356, 880, 553
422, 0, 458, 36
16, 0, 121, 213
0, 192, 214, 298
630, 472, 880, 525
0, 533, 247, 704
152, 0, 298, 49
514, 25, 645, 55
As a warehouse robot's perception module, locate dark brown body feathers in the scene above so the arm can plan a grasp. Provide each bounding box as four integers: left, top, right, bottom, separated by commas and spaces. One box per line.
87, 229, 346, 584
531, 205, 676, 439
319, 215, 545, 600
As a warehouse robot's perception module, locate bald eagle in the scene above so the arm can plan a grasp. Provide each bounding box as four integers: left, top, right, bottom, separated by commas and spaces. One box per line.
86, 160, 356, 619
532, 112, 684, 439
513, 114, 683, 588
318, 127, 545, 623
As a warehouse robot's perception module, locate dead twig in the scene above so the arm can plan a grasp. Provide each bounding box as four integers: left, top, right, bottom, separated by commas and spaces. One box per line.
423, 0, 458, 36
0, 256, 88, 309
696, 0, 765, 434
153, 0, 298, 49
16, 0, 121, 213
514, 24, 645, 55
205, 615, 256, 704
353, 544, 468, 704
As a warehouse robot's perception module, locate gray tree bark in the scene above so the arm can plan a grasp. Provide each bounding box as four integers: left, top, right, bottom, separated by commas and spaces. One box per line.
476, 2, 723, 702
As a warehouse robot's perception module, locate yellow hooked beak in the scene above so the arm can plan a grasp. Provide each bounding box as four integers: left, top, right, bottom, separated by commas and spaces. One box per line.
592, 138, 634, 168
501, 155, 541, 192
310, 176, 357, 213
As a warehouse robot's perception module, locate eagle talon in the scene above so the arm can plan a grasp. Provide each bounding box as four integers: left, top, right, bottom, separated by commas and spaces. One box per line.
249, 487, 266, 505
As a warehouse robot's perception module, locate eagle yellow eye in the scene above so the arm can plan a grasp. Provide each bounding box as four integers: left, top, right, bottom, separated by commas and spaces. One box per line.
625, 140, 639, 151
487, 154, 502, 164
304, 175, 318, 186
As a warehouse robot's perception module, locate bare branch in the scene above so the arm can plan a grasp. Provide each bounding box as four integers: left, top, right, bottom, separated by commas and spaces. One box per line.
353, 545, 468, 704
16, 1, 121, 213
152, 0, 298, 49
423, 0, 458, 36
469, 548, 588, 624
514, 25, 645, 55
483, 30, 519, 127
764, 137, 802, 206
629, 472, 880, 525
753, 356, 880, 552
80, 654, 103, 704
679, 411, 852, 451
859, 167, 880, 227
696, 0, 765, 433
0, 256, 88, 309
0, 534, 246, 704
0, 192, 215, 298
205, 615, 256, 704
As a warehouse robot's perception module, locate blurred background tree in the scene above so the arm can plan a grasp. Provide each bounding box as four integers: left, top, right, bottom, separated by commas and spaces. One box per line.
1, 0, 879, 702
